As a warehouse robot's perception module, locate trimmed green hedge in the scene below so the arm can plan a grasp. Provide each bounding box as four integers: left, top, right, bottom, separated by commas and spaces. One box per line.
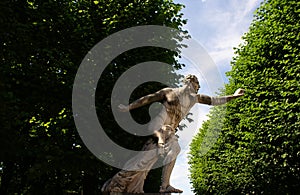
189, 0, 300, 194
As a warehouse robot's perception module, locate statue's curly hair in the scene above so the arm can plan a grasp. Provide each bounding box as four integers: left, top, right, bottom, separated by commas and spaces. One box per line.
183, 74, 199, 86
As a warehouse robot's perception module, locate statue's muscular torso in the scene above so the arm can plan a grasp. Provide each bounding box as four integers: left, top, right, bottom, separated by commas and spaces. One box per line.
148, 86, 198, 132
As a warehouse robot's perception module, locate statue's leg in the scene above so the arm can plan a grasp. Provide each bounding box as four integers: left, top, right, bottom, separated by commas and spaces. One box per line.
159, 135, 183, 193
101, 138, 159, 193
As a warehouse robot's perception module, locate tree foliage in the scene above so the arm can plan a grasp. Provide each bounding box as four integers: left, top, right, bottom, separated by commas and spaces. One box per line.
189, 0, 300, 194
0, 0, 186, 194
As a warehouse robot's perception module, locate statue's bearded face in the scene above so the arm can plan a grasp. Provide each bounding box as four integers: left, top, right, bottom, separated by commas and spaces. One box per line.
191, 80, 200, 92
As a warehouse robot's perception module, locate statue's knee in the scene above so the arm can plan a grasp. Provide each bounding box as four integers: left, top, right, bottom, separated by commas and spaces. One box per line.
163, 145, 181, 164
175, 144, 181, 155
169, 143, 181, 156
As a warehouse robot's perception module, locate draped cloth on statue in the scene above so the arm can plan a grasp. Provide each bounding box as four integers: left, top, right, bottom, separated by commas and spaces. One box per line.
101, 133, 180, 193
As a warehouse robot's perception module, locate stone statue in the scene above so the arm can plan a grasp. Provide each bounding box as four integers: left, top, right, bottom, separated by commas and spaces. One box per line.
101, 74, 245, 193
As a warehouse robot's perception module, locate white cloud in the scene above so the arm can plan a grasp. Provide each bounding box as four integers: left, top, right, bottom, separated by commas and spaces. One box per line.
179, 0, 261, 67
242, 0, 261, 19
205, 0, 260, 65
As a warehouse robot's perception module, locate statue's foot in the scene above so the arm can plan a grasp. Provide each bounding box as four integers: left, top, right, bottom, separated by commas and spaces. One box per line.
159, 185, 183, 193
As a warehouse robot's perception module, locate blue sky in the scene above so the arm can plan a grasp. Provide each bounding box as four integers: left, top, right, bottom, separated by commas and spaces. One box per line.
171, 0, 263, 194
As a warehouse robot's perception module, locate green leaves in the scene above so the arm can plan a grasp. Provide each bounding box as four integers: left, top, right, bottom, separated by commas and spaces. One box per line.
189, 0, 300, 194
1, 0, 186, 194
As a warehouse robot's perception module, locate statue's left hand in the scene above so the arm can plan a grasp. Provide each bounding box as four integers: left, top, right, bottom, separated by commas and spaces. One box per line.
233, 88, 245, 97
118, 104, 129, 112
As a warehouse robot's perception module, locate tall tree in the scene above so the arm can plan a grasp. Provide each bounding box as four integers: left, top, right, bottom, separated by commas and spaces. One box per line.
0, 0, 187, 194
189, 0, 300, 194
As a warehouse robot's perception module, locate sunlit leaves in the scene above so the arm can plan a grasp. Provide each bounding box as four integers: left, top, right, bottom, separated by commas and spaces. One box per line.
0, 0, 186, 193
189, 0, 300, 194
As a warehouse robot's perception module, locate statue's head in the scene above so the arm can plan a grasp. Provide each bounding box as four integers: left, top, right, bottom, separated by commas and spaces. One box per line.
183, 74, 200, 92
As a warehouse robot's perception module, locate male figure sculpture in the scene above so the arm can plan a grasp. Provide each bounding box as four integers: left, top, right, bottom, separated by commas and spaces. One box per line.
102, 74, 244, 193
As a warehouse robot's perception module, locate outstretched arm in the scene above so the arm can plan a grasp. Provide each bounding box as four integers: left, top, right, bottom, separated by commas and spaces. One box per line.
197, 88, 245, 105
118, 88, 169, 112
